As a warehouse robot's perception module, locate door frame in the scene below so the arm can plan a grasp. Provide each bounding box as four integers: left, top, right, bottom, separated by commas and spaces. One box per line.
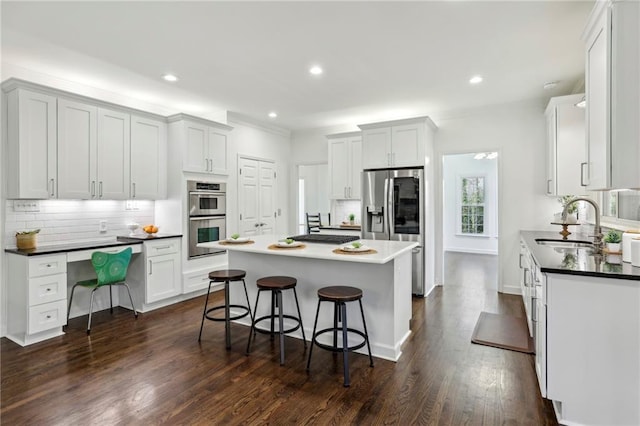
435, 148, 503, 292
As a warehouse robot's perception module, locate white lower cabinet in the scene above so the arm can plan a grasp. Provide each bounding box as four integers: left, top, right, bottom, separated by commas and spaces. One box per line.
144, 239, 181, 304
7, 253, 68, 346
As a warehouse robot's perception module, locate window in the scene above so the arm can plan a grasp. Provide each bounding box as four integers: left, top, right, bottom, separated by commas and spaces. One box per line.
460, 176, 485, 234
602, 190, 640, 222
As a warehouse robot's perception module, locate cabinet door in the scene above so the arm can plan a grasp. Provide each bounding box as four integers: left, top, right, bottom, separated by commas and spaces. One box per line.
57, 98, 97, 199
349, 137, 363, 199
6, 89, 57, 199
585, 12, 610, 190
556, 103, 586, 196
392, 123, 424, 167
146, 253, 181, 303
97, 108, 130, 200
183, 122, 208, 173
362, 128, 391, 169
545, 108, 557, 196
131, 116, 167, 199
208, 128, 228, 175
535, 289, 547, 398
328, 138, 349, 199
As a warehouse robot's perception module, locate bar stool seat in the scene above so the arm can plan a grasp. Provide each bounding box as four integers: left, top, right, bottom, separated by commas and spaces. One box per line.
307, 285, 374, 387
198, 269, 253, 350
246, 276, 306, 365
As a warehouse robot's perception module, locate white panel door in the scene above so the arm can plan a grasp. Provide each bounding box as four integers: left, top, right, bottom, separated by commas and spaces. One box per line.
97, 108, 130, 200
57, 98, 97, 199
208, 128, 228, 175
362, 128, 391, 169
328, 138, 349, 199
8, 89, 58, 199
392, 123, 423, 167
183, 122, 208, 173
238, 157, 277, 236
131, 116, 167, 200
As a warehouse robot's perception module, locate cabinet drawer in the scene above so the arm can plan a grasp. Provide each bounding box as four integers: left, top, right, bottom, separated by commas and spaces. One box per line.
145, 239, 180, 257
28, 254, 67, 278
183, 271, 210, 294
29, 274, 67, 306
28, 299, 66, 334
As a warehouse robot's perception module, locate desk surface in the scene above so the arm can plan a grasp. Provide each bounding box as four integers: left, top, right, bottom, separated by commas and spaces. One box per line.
5, 234, 182, 257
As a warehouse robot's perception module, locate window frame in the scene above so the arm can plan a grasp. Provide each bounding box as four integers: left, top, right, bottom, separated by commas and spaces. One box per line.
457, 174, 488, 237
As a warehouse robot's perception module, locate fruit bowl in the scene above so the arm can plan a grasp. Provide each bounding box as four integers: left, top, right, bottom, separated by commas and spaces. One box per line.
143, 225, 159, 236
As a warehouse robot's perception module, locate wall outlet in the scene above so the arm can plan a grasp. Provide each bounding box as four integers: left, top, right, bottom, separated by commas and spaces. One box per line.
14, 200, 40, 212
99, 220, 107, 233
125, 200, 139, 211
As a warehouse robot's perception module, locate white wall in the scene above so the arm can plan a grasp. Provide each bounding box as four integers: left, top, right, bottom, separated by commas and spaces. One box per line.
443, 153, 498, 255
299, 163, 329, 221
434, 100, 560, 294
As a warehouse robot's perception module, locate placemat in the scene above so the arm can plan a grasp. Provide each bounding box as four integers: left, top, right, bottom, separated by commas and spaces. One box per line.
332, 248, 378, 255
218, 240, 255, 246
267, 244, 307, 250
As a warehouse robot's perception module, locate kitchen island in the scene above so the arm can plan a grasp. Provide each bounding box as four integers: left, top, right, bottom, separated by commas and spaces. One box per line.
198, 234, 418, 361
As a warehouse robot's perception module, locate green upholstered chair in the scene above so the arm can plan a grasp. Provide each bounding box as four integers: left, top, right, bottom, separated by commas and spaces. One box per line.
67, 247, 138, 334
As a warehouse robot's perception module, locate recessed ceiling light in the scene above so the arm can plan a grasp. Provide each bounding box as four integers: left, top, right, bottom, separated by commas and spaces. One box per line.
268, 112, 278, 118
309, 66, 323, 76
543, 81, 559, 90
469, 75, 483, 84
163, 74, 178, 82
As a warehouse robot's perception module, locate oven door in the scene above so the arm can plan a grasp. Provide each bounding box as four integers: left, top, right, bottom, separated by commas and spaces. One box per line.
189, 193, 226, 216
189, 216, 227, 258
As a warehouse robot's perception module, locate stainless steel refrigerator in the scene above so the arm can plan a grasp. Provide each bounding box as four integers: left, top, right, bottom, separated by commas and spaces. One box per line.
362, 167, 425, 295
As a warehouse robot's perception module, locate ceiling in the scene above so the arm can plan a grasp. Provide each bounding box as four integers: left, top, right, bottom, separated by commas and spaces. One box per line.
1, 1, 594, 131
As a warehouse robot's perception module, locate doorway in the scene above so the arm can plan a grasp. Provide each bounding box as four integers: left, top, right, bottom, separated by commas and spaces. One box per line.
442, 152, 499, 290
238, 156, 276, 236
296, 163, 329, 234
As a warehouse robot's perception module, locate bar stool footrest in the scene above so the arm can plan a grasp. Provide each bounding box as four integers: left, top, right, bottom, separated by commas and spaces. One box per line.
312, 327, 368, 352
253, 314, 303, 335
205, 305, 251, 322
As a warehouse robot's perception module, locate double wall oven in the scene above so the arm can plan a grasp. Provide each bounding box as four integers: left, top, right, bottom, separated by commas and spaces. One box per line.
188, 181, 226, 258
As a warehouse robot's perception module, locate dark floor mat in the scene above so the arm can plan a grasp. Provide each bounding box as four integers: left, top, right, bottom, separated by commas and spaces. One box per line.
471, 311, 534, 354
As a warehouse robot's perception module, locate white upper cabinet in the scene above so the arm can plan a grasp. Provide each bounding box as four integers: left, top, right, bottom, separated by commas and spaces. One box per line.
359, 116, 436, 170
130, 115, 167, 200
327, 132, 362, 199
174, 115, 232, 175
5, 88, 57, 199
544, 94, 586, 196
582, 0, 640, 190
57, 98, 97, 199
97, 108, 130, 200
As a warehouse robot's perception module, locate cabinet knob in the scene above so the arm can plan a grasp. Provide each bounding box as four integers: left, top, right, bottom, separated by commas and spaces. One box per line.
46, 288, 51, 292
46, 315, 51, 319
46, 264, 51, 268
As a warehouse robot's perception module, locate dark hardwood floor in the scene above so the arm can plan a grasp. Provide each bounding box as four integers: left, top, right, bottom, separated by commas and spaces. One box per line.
1, 285, 557, 425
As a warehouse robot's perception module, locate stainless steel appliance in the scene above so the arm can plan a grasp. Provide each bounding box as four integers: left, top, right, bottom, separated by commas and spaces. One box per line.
188, 181, 226, 258
362, 168, 425, 295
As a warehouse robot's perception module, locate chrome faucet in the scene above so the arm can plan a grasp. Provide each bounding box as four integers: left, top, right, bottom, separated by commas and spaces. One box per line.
561, 197, 603, 250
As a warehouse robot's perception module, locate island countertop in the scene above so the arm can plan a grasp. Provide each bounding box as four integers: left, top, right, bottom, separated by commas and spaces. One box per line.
198, 234, 418, 264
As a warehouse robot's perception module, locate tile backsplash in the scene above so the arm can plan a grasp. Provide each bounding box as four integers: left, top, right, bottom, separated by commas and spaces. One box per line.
4, 200, 154, 248
332, 200, 362, 225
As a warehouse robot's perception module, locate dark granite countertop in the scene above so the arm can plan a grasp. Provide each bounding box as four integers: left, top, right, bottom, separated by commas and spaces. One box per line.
521, 230, 640, 281
4, 234, 182, 257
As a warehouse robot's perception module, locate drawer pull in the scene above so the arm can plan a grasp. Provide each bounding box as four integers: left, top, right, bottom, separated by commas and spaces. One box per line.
149, 260, 153, 275
46, 288, 51, 292
46, 264, 52, 268
155, 245, 171, 250
46, 315, 51, 319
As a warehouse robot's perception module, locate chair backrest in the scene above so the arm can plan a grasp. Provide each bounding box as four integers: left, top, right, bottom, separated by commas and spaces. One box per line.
91, 247, 132, 286
306, 213, 322, 233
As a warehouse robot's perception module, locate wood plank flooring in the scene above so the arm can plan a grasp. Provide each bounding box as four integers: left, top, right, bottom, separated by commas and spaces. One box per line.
1, 285, 557, 425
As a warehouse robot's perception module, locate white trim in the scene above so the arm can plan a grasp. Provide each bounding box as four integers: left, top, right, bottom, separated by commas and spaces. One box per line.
457, 173, 487, 236
500, 284, 521, 295
445, 247, 498, 256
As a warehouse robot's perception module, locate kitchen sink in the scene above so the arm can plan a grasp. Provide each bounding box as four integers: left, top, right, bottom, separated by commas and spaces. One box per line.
535, 239, 593, 248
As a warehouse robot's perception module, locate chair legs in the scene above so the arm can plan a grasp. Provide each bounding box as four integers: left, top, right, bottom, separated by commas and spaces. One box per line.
67, 282, 138, 335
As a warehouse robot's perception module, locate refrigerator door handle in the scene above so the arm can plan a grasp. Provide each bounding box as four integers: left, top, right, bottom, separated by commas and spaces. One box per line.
387, 176, 394, 237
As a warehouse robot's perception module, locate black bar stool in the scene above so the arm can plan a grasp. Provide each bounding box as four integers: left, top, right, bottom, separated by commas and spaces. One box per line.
198, 269, 253, 349
246, 276, 306, 365
306, 286, 374, 387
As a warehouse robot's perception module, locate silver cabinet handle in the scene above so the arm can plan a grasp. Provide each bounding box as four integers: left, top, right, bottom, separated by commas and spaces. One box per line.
149, 260, 153, 275
99, 181, 103, 198
255, 223, 260, 227
524, 268, 530, 287
132, 182, 136, 198
155, 245, 171, 250
49, 178, 55, 197
546, 179, 552, 195
519, 253, 523, 268
580, 162, 587, 186
91, 181, 96, 198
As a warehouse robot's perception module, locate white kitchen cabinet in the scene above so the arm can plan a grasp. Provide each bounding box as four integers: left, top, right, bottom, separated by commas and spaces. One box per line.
6, 253, 68, 346
533, 275, 547, 398
170, 114, 232, 175
544, 94, 586, 196
358, 116, 436, 170
327, 132, 362, 199
5, 88, 58, 199
582, 0, 640, 190
130, 115, 167, 200
144, 238, 182, 304
96, 108, 130, 200
518, 238, 533, 334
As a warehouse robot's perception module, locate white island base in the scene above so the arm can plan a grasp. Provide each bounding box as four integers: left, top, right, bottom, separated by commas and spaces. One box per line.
199, 235, 417, 361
